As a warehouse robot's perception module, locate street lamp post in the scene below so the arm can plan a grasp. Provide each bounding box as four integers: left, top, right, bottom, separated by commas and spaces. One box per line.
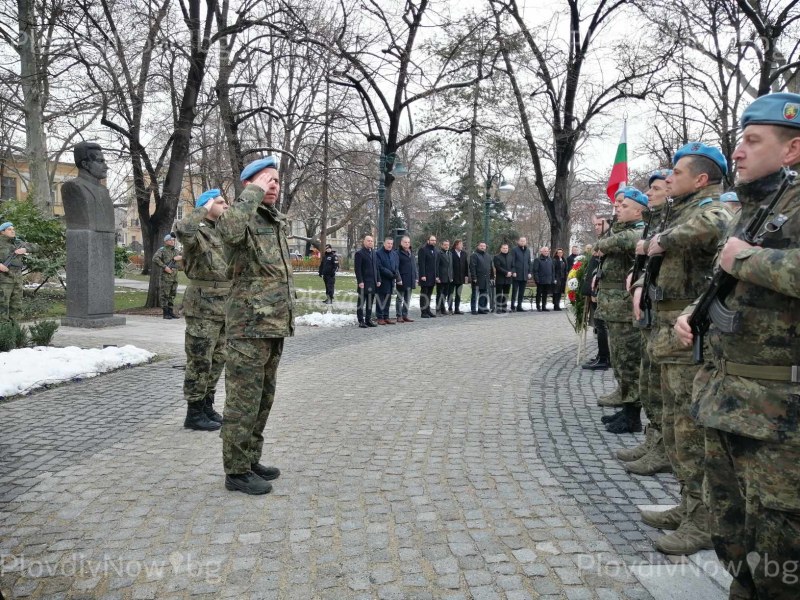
377, 146, 408, 241
483, 160, 515, 250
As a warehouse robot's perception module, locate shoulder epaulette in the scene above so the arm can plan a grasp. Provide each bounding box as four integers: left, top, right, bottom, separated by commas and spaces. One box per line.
698, 198, 713, 207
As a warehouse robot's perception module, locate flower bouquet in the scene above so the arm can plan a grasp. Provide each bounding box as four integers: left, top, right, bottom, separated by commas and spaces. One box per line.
564, 256, 588, 333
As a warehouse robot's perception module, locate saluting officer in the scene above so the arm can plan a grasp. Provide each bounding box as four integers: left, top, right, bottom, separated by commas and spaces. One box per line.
676, 92, 800, 599
175, 189, 231, 432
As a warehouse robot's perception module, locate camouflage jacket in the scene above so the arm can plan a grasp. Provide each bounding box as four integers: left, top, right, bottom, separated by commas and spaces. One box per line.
0, 235, 38, 284
175, 207, 230, 321
690, 167, 800, 445
217, 184, 295, 339
647, 184, 731, 363
594, 219, 644, 322
152, 245, 182, 281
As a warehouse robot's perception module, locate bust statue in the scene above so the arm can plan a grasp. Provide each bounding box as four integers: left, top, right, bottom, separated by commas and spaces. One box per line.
62, 142, 116, 233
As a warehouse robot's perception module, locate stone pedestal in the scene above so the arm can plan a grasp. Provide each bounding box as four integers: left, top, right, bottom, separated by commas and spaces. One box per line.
61, 230, 125, 328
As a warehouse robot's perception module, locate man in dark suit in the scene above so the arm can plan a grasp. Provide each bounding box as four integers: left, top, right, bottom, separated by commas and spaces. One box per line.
354, 235, 379, 328
417, 234, 439, 318
469, 242, 493, 314
450, 239, 469, 314
435, 239, 454, 315
511, 237, 532, 312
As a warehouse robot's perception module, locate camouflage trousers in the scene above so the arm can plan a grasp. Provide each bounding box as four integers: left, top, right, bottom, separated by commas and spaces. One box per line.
704, 428, 800, 600
183, 317, 226, 406
159, 277, 178, 309
606, 320, 642, 405
221, 337, 284, 474
638, 333, 664, 430
662, 362, 705, 500
0, 281, 22, 324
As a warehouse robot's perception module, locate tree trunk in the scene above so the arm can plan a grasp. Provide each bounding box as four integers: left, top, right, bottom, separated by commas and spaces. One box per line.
17, 0, 51, 214
466, 81, 479, 252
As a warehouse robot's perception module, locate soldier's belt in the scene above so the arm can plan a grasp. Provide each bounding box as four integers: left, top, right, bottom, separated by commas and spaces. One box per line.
720, 359, 800, 384
655, 299, 691, 311
187, 279, 232, 289
601, 279, 626, 288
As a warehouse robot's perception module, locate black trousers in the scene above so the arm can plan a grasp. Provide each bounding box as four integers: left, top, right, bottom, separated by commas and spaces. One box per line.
357, 287, 375, 323
536, 284, 552, 309
471, 284, 489, 312
376, 284, 394, 319
595, 315, 610, 360
511, 280, 527, 308
436, 282, 453, 312
452, 284, 464, 311
323, 275, 335, 299
419, 285, 435, 315
495, 283, 511, 312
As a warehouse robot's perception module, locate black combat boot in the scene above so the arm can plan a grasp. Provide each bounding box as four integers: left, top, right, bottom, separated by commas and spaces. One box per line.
163, 307, 171, 319
168, 307, 181, 319
251, 463, 281, 481
601, 409, 625, 424
184, 403, 222, 431
225, 471, 272, 495
203, 395, 223, 423
606, 404, 642, 434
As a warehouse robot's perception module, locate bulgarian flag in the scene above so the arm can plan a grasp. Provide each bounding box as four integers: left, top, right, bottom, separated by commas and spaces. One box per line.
606, 122, 627, 201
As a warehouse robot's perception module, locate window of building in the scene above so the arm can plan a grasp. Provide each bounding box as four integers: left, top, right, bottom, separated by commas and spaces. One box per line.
176, 205, 184, 220
1, 176, 16, 200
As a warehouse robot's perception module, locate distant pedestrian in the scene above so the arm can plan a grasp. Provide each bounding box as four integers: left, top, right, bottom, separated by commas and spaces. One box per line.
318, 244, 339, 303
511, 237, 532, 312
566, 245, 580, 272
354, 235, 379, 328
0, 222, 37, 325
395, 236, 417, 323
153, 232, 183, 319
552, 248, 567, 310
436, 239, 454, 315
375, 237, 399, 324
469, 242, 493, 314
492, 243, 514, 313
533, 246, 555, 311
450, 239, 469, 314
417, 235, 439, 318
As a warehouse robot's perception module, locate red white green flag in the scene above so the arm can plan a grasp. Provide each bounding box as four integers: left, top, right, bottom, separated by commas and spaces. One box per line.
606, 122, 627, 201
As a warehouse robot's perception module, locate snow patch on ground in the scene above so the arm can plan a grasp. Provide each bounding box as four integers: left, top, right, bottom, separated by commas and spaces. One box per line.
0, 345, 155, 398
295, 312, 358, 328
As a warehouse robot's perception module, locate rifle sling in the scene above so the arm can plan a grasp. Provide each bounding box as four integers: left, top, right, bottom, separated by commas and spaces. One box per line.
720, 359, 800, 384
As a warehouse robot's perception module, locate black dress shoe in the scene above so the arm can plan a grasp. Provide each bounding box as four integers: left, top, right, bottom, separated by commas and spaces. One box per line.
478, 310, 490, 314
584, 359, 610, 370
359, 322, 368, 328
516, 307, 527, 312
601, 409, 625, 424
454, 310, 464, 315
421, 313, 431, 318
251, 464, 281, 481
366, 321, 378, 327
581, 356, 599, 369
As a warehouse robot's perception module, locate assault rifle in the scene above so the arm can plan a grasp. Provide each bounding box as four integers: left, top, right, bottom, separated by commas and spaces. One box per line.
687, 167, 797, 363
2, 237, 26, 268
631, 208, 657, 284
637, 198, 674, 328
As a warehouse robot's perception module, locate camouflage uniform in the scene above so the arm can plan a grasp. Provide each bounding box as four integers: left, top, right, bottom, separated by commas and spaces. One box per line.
595, 219, 645, 406
152, 244, 181, 309
689, 167, 800, 598
0, 235, 37, 324
217, 183, 295, 475
175, 207, 231, 408
643, 183, 731, 552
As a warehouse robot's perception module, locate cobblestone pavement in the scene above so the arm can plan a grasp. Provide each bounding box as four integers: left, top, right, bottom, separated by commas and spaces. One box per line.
1, 311, 725, 599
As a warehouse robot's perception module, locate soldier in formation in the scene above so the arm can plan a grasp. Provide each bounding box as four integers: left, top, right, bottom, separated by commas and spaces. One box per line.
153, 233, 183, 319
175, 189, 231, 432
217, 156, 295, 496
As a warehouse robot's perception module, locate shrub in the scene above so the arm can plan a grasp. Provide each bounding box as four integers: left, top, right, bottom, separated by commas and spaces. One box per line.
0, 322, 28, 352
29, 320, 59, 347
0, 199, 66, 284
115, 246, 132, 276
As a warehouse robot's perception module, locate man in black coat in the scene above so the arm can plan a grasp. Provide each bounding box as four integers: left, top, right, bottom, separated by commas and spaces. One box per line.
566, 245, 580, 272
533, 246, 555, 311
469, 242, 493, 314
354, 235, 379, 328
417, 234, 439, 318
450, 239, 469, 314
511, 237, 532, 312
395, 236, 417, 323
375, 237, 400, 324
436, 240, 454, 315
493, 243, 515, 313
318, 244, 339, 303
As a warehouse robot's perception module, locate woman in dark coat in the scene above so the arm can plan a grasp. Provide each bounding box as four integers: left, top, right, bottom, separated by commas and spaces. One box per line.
492, 244, 515, 313
552, 247, 568, 311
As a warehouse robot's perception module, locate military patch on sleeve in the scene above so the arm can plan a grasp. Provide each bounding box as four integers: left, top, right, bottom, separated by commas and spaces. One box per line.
255, 227, 275, 235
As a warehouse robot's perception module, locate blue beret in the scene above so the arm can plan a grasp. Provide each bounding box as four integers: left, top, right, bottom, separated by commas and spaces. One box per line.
196, 188, 221, 209
741, 92, 800, 130
720, 192, 739, 203
648, 169, 672, 186
240, 156, 279, 182
0, 222, 13, 232
673, 142, 728, 176
621, 187, 648, 207
164, 233, 175, 242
